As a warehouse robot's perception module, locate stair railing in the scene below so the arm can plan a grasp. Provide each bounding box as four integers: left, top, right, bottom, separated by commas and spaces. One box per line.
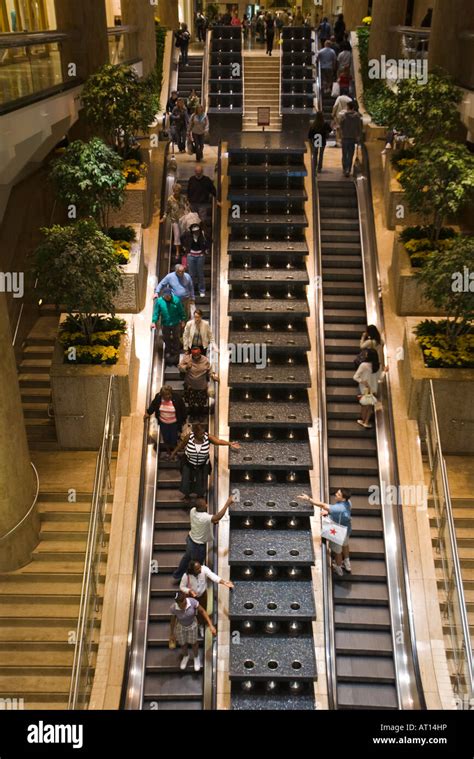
68, 375, 118, 709
421, 380, 474, 708
202, 27, 211, 112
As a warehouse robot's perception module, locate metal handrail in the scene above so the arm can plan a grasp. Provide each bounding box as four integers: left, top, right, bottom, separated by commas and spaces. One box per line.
202, 28, 211, 112
0, 462, 39, 543
121, 141, 174, 709
205, 139, 222, 711
68, 375, 116, 709
310, 143, 337, 709
106, 25, 138, 36
0, 30, 71, 48
425, 380, 474, 702
354, 142, 425, 709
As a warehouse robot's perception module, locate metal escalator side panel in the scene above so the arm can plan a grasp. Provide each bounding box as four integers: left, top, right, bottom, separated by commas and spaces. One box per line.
354, 156, 426, 710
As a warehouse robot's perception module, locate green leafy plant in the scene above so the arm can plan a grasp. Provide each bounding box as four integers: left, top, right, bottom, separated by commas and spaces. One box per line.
81, 64, 159, 157
107, 226, 136, 243
49, 138, 126, 231
356, 26, 395, 126
151, 21, 167, 100
388, 70, 463, 144
59, 315, 126, 364
399, 140, 474, 242
34, 220, 122, 349
415, 235, 474, 356
205, 3, 219, 21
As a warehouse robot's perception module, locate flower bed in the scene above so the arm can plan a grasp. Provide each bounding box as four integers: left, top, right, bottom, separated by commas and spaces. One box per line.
107, 225, 137, 265
398, 226, 457, 268
414, 320, 474, 368
59, 315, 126, 365
123, 158, 147, 185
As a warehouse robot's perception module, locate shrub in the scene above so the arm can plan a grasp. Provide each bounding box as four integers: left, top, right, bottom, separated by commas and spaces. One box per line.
107, 226, 137, 243
415, 320, 474, 368
49, 138, 126, 230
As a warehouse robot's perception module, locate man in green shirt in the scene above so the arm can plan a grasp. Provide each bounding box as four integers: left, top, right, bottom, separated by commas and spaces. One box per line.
151, 286, 186, 366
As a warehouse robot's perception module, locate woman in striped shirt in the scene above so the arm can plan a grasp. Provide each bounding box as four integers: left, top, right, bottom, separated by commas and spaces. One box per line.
171, 422, 240, 500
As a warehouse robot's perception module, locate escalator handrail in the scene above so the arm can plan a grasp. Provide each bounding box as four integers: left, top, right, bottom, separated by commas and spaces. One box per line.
205, 139, 223, 712
202, 28, 211, 112
354, 141, 426, 710
121, 141, 175, 709
309, 142, 337, 710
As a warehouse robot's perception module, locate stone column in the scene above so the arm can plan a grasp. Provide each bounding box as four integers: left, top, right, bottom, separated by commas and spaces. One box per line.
158, 0, 179, 30
429, 0, 474, 84
343, 0, 370, 33
121, 0, 157, 76
368, 0, 408, 63
0, 294, 38, 571
54, 0, 109, 81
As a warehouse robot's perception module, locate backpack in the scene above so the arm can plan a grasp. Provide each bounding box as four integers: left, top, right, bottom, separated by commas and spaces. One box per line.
175, 31, 182, 48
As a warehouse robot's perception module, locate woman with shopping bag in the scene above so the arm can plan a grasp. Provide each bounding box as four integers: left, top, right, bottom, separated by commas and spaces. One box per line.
298, 489, 352, 576
353, 347, 380, 429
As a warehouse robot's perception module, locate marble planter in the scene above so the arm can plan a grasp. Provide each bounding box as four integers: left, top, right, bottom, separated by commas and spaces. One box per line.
401, 318, 474, 454
383, 159, 421, 231
390, 237, 443, 316
109, 150, 152, 228
365, 122, 387, 143
50, 316, 138, 450
113, 224, 147, 314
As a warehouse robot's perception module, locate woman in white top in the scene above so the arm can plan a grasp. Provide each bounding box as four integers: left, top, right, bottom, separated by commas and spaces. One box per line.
359, 324, 385, 369
180, 560, 234, 624
353, 347, 380, 429
182, 309, 216, 355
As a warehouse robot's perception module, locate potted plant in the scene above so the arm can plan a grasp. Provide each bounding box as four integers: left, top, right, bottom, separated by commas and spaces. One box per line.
107, 224, 147, 313
34, 220, 137, 449
398, 139, 474, 242
49, 137, 126, 231
401, 235, 474, 452
81, 63, 159, 158
391, 226, 458, 316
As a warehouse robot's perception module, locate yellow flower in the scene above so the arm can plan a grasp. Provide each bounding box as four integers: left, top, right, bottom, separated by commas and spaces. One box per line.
362, 16, 372, 25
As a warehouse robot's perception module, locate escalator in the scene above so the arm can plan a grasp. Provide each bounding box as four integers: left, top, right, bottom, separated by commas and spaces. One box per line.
122, 146, 220, 711
312, 145, 426, 708
177, 56, 203, 101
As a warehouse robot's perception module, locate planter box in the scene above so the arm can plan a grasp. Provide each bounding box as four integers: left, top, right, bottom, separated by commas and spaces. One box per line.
50, 316, 139, 450
365, 122, 387, 143
383, 159, 421, 231
401, 318, 474, 454
390, 236, 444, 316
113, 224, 147, 314
109, 150, 152, 228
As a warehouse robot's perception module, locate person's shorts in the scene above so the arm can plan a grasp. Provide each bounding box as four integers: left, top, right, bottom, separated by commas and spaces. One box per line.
329, 534, 350, 554
176, 619, 198, 646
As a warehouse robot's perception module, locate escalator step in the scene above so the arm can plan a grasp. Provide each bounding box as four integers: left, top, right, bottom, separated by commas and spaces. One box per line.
156, 471, 181, 487
143, 699, 202, 710
326, 368, 359, 384
155, 488, 185, 505
336, 629, 393, 656
153, 529, 187, 551
337, 682, 398, 709
151, 574, 180, 595
327, 419, 376, 438
336, 655, 395, 683
341, 559, 387, 581
334, 604, 391, 630
152, 551, 183, 572
144, 673, 203, 700
345, 536, 386, 559
350, 514, 384, 536
329, 474, 376, 493
333, 582, 388, 605
322, 255, 362, 269
328, 437, 378, 456
155, 509, 190, 528
325, 337, 361, 352
147, 622, 172, 645
323, 308, 366, 324
329, 455, 379, 475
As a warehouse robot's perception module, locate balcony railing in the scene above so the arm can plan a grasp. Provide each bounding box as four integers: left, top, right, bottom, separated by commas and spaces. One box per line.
107, 25, 139, 66
0, 31, 79, 112
390, 26, 431, 59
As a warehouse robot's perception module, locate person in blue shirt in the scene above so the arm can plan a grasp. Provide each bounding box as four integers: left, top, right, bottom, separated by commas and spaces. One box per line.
155, 264, 195, 318
298, 488, 352, 576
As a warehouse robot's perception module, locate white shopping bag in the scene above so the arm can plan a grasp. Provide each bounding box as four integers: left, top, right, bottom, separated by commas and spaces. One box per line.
321, 516, 348, 546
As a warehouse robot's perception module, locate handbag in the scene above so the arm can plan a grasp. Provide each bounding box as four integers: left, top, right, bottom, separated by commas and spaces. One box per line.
353, 350, 366, 369
359, 388, 377, 406
331, 82, 340, 98
321, 515, 348, 546
186, 136, 195, 155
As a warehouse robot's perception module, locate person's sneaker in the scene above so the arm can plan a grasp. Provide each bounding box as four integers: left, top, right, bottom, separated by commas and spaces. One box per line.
180, 655, 189, 670
332, 562, 343, 577
199, 291, 206, 297
343, 557, 352, 573
193, 655, 201, 672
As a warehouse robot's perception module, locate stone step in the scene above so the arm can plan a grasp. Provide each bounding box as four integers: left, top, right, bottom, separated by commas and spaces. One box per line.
22, 402, 50, 418
18, 373, 51, 387
19, 359, 52, 373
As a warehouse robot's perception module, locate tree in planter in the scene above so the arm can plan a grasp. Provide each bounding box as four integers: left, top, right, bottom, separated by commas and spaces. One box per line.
50, 138, 126, 230
416, 236, 474, 350
399, 140, 474, 242
81, 64, 159, 157
34, 220, 122, 344
389, 70, 462, 144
